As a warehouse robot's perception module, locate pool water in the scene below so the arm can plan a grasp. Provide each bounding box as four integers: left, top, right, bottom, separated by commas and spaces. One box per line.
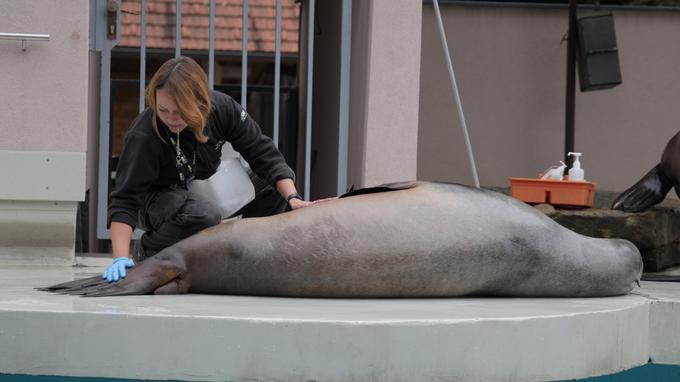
3, 364, 680, 382
559, 364, 680, 381
0, 377, 179, 382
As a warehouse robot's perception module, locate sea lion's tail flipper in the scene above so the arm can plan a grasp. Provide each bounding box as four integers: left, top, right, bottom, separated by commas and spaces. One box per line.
611, 164, 672, 212
37, 275, 107, 293
39, 252, 187, 297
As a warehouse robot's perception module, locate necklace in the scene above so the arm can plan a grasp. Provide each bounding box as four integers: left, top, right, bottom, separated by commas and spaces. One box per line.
175, 131, 182, 166
169, 130, 195, 184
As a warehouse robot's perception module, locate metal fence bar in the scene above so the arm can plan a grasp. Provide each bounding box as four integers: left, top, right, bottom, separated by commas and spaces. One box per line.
304, 0, 315, 200
139, 0, 147, 112
208, 0, 216, 89
96, 0, 120, 239
337, 0, 352, 195
273, 0, 282, 147
175, 0, 181, 57
241, 0, 249, 109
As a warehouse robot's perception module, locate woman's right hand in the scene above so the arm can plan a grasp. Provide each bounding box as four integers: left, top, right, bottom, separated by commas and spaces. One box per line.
102, 257, 135, 283
107, 221, 135, 282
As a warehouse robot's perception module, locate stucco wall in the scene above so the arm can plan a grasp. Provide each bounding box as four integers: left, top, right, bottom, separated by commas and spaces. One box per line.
0, 0, 90, 263
0, 0, 89, 153
343, 0, 422, 192
311, 0, 422, 197
361, 0, 422, 188
347, 0, 372, 193
418, 4, 680, 192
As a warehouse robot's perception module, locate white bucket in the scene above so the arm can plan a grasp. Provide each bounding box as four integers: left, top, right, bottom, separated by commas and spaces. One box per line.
188, 143, 256, 218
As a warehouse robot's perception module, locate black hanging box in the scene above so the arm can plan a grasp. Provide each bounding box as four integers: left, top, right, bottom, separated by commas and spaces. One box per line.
576, 13, 622, 91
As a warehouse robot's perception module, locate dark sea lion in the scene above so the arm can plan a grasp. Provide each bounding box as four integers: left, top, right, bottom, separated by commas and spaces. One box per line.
42, 182, 642, 297
612, 130, 680, 212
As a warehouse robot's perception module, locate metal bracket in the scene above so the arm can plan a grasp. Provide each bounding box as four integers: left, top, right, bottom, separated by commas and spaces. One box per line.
107, 0, 119, 40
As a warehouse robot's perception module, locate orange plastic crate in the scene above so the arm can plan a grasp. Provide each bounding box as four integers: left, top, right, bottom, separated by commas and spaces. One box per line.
508, 177, 596, 207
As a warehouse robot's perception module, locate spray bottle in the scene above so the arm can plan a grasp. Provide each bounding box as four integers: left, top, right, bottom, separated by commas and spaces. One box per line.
567, 152, 585, 181
540, 161, 567, 181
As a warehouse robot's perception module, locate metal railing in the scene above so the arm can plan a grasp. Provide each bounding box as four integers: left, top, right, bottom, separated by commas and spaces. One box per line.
0, 32, 50, 51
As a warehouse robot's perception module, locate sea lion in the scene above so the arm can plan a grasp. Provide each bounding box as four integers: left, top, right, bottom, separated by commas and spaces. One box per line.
612, 130, 680, 212
42, 181, 642, 297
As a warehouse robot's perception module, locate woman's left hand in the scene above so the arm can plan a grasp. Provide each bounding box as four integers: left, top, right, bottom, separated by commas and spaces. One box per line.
289, 198, 314, 210
289, 196, 337, 210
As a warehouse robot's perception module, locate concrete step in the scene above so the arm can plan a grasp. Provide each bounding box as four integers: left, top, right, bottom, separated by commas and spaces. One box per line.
2, 259, 678, 382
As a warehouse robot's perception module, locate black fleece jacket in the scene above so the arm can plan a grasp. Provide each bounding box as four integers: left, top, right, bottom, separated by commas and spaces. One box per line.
108, 90, 295, 229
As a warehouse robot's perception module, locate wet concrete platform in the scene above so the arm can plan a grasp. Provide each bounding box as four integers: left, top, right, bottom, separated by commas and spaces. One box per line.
0, 257, 678, 382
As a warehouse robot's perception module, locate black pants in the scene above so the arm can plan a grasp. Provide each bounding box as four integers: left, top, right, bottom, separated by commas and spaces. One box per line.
135, 182, 287, 261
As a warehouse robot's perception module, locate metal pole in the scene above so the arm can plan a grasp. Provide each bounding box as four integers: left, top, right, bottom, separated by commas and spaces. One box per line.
208, 0, 215, 89
273, 0, 281, 147
241, 0, 249, 109
96, 0, 120, 239
304, 0, 315, 200
175, 0, 181, 57
337, 0, 352, 196
432, 0, 480, 188
139, 0, 147, 112
564, 0, 577, 167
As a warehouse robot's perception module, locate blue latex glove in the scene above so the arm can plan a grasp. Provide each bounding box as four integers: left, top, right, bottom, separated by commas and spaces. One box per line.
102, 257, 135, 283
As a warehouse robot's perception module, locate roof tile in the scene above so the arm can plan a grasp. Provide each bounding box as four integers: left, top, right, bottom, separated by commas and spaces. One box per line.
120, 0, 300, 53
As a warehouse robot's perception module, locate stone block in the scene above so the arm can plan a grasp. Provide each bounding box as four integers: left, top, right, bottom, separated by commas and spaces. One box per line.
541, 202, 680, 249
642, 244, 680, 272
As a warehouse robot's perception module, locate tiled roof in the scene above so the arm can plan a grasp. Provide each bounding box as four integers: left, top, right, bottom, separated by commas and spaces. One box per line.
119, 0, 300, 53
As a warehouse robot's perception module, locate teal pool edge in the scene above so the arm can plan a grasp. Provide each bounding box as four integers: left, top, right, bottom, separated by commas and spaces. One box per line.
557, 363, 680, 381
3, 364, 680, 382
0, 376, 179, 382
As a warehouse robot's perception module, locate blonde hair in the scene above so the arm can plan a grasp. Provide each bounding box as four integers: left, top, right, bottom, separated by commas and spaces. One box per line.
146, 56, 211, 143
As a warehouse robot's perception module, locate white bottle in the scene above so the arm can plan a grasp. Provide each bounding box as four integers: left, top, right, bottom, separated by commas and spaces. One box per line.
541, 161, 567, 181
567, 152, 585, 181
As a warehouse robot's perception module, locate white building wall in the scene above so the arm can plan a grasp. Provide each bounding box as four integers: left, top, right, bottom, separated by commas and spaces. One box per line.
418, 4, 680, 193
0, 0, 90, 264
346, 0, 422, 189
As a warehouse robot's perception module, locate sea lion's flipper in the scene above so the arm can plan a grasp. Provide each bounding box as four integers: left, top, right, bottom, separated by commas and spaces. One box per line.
38, 275, 107, 292
611, 164, 672, 212
80, 256, 186, 297
40, 252, 187, 297
40, 271, 156, 296
77, 270, 174, 297
339, 181, 419, 198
